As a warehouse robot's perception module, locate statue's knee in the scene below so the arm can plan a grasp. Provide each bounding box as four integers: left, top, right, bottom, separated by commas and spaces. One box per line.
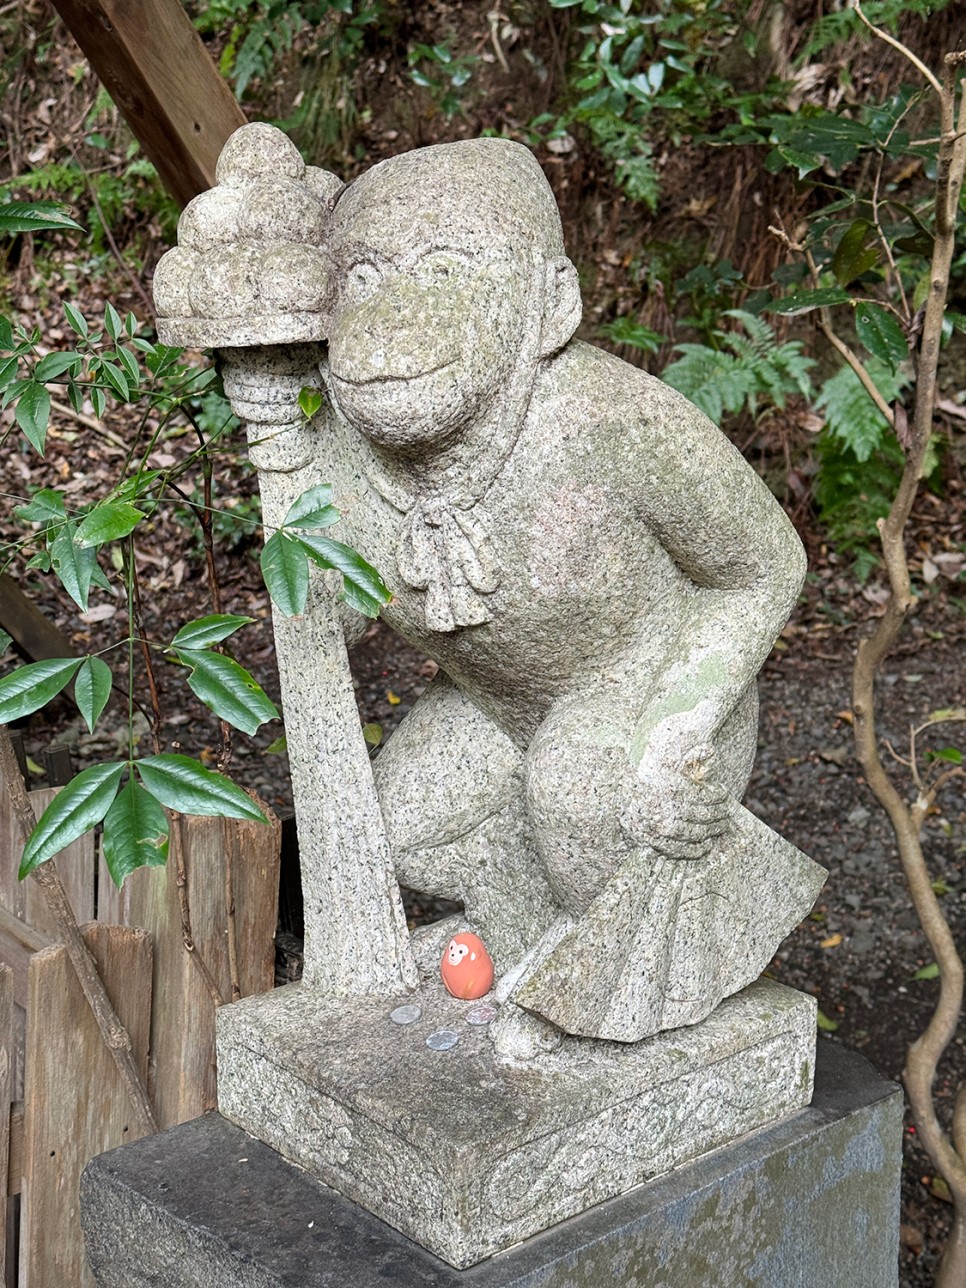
525, 713, 628, 915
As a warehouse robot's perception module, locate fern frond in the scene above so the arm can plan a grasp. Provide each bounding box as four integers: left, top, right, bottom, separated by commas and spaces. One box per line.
663, 346, 752, 422
816, 360, 909, 462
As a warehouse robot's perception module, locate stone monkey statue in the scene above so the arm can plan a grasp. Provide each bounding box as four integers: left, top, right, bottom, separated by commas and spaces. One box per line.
156, 124, 824, 1058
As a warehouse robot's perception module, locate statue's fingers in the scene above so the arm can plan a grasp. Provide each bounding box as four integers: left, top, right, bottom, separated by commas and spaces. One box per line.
649, 835, 714, 861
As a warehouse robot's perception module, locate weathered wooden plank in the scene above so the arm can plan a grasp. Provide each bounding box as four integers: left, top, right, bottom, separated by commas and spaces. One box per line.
0, 907, 52, 1011
0, 773, 26, 922
0, 967, 11, 1282
0, 575, 74, 667
115, 805, 280, 1127
49, 0, 246, 207
6, 1103, 22, 1198
21, 923, 152, 1288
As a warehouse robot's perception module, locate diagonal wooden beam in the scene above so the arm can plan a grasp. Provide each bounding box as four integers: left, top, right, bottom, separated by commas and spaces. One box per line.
48, 0, 245, 208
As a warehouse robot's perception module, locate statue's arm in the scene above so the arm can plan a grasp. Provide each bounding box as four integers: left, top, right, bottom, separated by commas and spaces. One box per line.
619, 388, 806, 850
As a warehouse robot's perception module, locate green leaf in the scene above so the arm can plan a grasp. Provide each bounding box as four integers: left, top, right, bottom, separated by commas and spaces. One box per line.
104, 302, 122, 342
19, 762, 125, 879
15, 488, 66, 525
282, 484, 340, 531
0, 630, 11, 655
0, 657, 81, 723
97, 359, 130, 401
775, 145, 823, 179
925, 746, 962, 765
34, 352, 82, 382
74, 656, 112, 733
768, 288, 854, 315
261, 530, 309, 617
63, 302, 88, 338
854, 304, 908, 372
115, 345, 140, 387
49, 521, 98, 610
298, 386, 324, 419
265, 734, 287, 754
112, 468, 163, 505
911, 962, 940, 981
0, 200, 83, 234
831, 219, 879, 287
295, 533, 391, 617
0, 354, 19, 387
170, 614, 254, 650
174, 649, 279, 736
14, 380, 51, 454
101, 778, 169, 887
75, 500, 145, 547
135, 754, 267, 822
816, 1008, 839, 1032
362, 722, 383, 747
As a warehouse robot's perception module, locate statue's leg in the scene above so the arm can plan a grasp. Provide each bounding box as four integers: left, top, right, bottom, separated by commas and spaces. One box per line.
372, 674, 561, 971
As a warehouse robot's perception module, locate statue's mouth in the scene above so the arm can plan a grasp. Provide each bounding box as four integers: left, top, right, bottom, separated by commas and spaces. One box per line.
329, 360, 456, 388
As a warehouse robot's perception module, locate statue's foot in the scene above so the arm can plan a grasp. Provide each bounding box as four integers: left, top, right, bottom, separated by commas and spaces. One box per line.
490, 1003, 562, 1061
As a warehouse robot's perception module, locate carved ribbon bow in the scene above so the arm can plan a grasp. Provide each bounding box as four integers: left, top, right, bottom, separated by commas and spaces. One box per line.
395, 497, 499, 632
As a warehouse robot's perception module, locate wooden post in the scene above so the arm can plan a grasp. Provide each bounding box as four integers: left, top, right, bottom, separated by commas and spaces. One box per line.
20, 924, 152, 1288
99, 806, 280, 1128
0, 966, 11, 1285
48, 0, 245, 207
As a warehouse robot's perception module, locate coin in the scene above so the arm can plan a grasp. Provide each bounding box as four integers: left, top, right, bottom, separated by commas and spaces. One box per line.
389, 1003, 422, 1026
465, 1003, 498, 1026
426, 1029, 460, 1051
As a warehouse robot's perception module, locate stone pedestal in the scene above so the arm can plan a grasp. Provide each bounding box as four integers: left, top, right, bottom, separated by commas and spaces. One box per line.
212, 977, 815, 1268
81, 1041, 901, 1287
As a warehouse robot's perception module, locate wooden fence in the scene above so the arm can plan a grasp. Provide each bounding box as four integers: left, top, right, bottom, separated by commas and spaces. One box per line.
0, 756, 281, 1286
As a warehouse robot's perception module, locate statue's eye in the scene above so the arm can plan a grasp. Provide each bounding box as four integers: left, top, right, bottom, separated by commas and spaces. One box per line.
413, 252, 466, 285
344, 261, 381, 302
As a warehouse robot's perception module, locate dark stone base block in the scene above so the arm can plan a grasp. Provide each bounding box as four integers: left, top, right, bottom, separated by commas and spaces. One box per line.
81, 1042, 901, 1288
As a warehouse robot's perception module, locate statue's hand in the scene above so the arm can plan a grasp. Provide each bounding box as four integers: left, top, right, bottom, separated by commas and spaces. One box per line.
620, 721, 731, 860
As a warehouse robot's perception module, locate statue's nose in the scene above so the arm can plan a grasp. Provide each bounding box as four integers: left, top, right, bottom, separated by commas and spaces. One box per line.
331, 280, 452, 382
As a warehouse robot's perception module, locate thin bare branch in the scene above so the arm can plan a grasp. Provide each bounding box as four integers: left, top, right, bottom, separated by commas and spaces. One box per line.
848, 31, 966, 1286
171, 813, 225, 1010
851, 0, 943, 97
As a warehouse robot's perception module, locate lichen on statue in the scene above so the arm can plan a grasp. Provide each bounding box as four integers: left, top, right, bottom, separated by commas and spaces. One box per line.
154, 124, 825, 1061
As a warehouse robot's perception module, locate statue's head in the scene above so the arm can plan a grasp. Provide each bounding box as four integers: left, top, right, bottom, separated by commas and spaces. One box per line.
323, 139, 581, 452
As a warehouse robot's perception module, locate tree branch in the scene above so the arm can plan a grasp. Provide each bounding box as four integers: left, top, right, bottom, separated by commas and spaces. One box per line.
851, 0, 943, 97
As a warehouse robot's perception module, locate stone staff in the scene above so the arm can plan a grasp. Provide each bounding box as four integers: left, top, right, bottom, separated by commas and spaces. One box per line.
154, 125, 417, 999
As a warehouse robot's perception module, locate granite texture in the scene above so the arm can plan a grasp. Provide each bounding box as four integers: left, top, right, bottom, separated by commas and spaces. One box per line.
213, 978, 817, 1267
81, 1041, 901, 1287
155, 123, 825, 1052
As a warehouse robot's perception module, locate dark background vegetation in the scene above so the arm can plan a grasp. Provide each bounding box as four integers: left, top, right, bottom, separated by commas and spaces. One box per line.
1, 1, 965, 1283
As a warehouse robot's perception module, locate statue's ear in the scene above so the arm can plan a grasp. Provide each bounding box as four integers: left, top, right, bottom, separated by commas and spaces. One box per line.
538, 257, 582, 358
